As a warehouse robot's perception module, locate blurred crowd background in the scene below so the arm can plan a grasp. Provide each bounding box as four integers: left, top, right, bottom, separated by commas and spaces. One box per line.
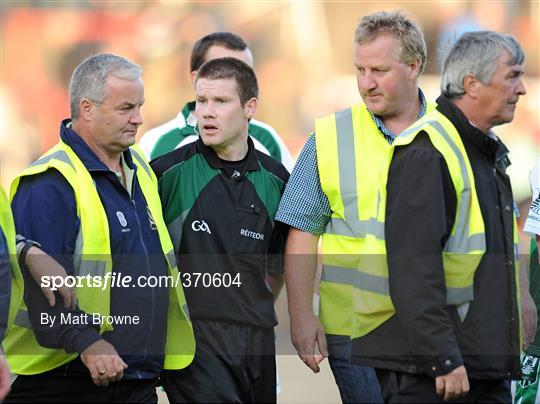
1, 1, 538, 197
0, 2, 539, 401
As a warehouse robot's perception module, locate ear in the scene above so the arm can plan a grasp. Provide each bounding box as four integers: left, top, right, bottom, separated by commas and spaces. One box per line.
408, 58, 422, 80
463, 74, 481, 98
79, 98, 94, 121
190, 70, 198, 89
244, 97, 258, 120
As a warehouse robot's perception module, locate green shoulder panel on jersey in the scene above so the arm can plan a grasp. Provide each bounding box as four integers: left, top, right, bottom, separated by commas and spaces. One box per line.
158, 153, 220, 226
246, 151, 289, 219
150, 127, 194, 160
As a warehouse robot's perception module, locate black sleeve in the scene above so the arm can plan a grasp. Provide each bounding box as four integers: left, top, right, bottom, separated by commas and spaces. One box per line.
12, 171, 101, 354
385, 132, 460, 377
267, 221, 289, 275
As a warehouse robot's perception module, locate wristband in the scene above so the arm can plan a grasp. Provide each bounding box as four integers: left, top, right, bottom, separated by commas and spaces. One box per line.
17, 239, 41, 267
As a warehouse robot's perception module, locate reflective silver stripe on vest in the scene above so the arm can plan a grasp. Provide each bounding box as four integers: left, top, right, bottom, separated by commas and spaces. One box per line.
182, 304, 190, 321
514, 243, 519, 258
166, 250, 177, 269
326, 109, 385, 240
130, 148, 151, 177
31, 150, 74, 169
77, 260, 107, 278
167, 209, 190, 251
14, 309, 32, 329
327, 218, 384, 239
323, 264, 472, 305
321, 265, 389, 295
447, 285, 474, 305
73, 228, 107, 278
400, 119, 485, 254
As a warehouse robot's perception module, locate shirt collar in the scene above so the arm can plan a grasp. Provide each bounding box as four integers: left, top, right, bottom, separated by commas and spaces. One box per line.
196, 136, 260, 172
60, 119, 137, 173
368, 88, 427, 144
435, 94, 509, 168
181, 101, 197, 126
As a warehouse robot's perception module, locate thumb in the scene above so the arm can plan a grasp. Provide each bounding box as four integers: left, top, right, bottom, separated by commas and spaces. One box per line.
316, 326, 328, 357
435, 376, 445, 397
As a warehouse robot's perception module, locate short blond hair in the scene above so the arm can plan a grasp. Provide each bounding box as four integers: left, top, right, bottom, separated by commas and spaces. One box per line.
355, 10, 427, 75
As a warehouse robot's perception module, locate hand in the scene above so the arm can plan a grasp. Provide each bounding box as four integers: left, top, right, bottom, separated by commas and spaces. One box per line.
435, 365, 469, 401
290, 312, 328, 373
0, 354, 10, 401
521, 289, 538, 350
25, 246, 77, 309
80, 340, 128, 387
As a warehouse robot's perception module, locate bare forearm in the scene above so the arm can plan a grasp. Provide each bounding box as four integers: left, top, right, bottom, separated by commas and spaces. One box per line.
267, 274, 284, 302
285, 228, 319, 318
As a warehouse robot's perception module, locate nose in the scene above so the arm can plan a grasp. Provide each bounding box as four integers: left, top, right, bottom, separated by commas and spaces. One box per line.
130, 107, 143, 126
357, 71, 377, 93
200, 102, 216, 118
516, 78, 526, 96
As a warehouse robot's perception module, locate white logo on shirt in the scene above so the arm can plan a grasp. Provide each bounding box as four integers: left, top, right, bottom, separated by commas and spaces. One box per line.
116, 211, 131, 233
191, 220, 212, 234
116, 211, 127, 227
240, 229, 264, 240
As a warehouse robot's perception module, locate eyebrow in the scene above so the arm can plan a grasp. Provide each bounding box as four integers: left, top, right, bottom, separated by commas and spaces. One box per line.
119, 99, 145, 107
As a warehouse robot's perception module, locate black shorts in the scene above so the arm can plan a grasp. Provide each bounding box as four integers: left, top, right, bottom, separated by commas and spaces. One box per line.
162, 319, 276, 403
6, 373, 158, 403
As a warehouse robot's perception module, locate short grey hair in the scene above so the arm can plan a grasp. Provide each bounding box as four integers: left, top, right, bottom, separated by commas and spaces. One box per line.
69, 53, 142, 119
440, 31, 524, 98
354, 10, 427, 75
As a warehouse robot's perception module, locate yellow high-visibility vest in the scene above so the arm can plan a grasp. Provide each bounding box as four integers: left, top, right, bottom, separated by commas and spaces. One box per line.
315, 102, 435, 336
3, 141, 195, 374
350, 109, 492, 338
0, 187, 24, 343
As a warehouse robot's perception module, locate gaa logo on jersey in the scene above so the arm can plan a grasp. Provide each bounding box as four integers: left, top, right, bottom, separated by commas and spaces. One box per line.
191, 220, 212, 234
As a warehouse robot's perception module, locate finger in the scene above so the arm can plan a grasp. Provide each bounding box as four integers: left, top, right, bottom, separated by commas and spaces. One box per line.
435, 376, 445, 397
89, 367, 101, 386
71, 292, 78, 310
113, 359, 124, 382
68, 288, 77, 310
316, 327, 328, 358
300, 354, 320, 373
42, 288, 56, 307
444, 380, 455, 401
314, 353, 326, 365
97, 368, 111, 387
59, 287, 73, 309
461, 374, 470, 396
111, 357, 126, 374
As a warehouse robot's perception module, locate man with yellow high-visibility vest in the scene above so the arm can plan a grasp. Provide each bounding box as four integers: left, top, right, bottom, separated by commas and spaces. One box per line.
3, 54, 194, 402
275, 10, 429, 403
1, 187, 74, 401
0, 186, 21, 401
349, 31, 527, 402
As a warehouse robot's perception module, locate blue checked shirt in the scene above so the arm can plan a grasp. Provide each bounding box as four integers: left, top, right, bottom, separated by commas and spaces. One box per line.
275, 90, 427, 235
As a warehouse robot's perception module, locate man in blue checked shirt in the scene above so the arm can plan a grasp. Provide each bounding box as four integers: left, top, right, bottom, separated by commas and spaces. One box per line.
275, 10, 430, 403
